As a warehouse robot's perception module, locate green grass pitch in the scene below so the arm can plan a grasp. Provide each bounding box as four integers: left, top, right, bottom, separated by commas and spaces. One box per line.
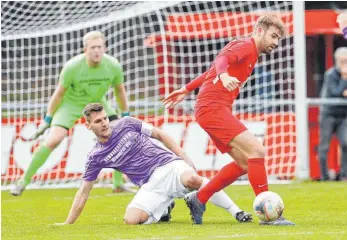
2, 182, 347, 240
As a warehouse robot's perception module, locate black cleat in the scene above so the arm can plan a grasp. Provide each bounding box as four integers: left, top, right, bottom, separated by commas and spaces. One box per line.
159, 201, 175, 222
236, 211, 253, 223
184, 191, 206, 224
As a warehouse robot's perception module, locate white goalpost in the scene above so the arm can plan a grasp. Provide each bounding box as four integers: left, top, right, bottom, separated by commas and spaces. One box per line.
293, 1, 309, 180
1, 1, 307, 189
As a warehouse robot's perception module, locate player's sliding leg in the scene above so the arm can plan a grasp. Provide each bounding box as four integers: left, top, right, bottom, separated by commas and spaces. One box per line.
112, 170, 137, 193
200, 177, 252, 223
197, 148, 248, 204
10, 126, 68, 196
123, 161, 250, 225
124, 201, 175, 225
184, 148, 248, 223
123, 186, 176, 225
181, 170, 252, 224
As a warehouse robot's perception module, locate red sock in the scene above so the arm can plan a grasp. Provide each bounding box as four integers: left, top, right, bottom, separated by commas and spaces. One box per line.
197, 161, 247, 204
248, 158, 268, 196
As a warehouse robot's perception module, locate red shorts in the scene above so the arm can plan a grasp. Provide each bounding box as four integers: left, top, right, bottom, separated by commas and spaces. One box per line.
195, 106, 248, 154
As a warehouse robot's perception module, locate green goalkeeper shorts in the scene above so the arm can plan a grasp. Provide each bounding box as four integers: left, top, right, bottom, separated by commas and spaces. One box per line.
51, 98, 117, 129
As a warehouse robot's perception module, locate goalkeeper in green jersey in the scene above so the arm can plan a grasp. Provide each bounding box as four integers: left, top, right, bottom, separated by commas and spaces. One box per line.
10, 31, 136, 196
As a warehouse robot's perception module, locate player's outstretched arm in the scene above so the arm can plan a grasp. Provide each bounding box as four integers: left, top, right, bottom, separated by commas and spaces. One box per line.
151, 127, 195, 170
162, 87, 190, 108
56, 180, 95, 225
163, 71, 208, 109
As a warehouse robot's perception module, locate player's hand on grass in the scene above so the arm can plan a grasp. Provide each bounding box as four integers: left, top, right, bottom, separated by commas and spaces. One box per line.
218, 73, 240, 91
52, 222, 67, 226
163, 87, 190, 108
30, 115, 52, 140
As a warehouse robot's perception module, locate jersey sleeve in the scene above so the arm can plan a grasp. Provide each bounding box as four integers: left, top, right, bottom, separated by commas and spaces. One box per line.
83, 156, 102, 181
121, 117, 153, 137
185, 71, 209, 92
59, 64, 73, 89
111, 58, 124, 86
214, 55, 237, 75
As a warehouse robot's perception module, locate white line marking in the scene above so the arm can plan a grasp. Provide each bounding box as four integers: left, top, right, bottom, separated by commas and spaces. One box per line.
110, 231, 347, 240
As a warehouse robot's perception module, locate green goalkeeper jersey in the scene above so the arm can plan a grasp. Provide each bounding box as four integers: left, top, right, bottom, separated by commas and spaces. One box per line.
50, 53, 124, 129
59, 53, 124, 104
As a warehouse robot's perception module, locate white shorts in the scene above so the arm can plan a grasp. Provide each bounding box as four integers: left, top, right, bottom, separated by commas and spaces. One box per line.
126, 160, 194, 222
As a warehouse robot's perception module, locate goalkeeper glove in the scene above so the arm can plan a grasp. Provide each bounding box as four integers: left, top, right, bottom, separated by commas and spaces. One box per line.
31, 115, 52, 140
121, 112, 130, 117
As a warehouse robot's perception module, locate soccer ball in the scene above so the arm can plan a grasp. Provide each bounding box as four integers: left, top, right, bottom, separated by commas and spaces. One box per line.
253, 191, 284, 222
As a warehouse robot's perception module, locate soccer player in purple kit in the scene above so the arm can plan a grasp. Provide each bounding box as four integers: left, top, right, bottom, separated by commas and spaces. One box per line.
55, 103, 252, 225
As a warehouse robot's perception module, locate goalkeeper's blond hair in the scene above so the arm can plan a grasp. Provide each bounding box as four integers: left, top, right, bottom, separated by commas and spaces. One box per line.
83, 31, 105, 47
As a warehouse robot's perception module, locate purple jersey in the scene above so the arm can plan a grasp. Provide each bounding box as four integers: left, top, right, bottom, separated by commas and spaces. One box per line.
83, 117, 181, 186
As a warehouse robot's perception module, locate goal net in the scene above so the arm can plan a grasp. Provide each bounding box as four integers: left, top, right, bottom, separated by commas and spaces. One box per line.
1, 1, 296, 189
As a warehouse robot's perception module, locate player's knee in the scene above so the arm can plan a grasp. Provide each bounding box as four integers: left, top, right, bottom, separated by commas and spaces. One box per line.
123, 216, 143, 225
124, 207, 149, 225
123, 213, 147, 225
250, 145, 265, 158
239, 162, 248, 172
45, 138, 62, 150
45, 127, 68, 150
185, 175, 203, 190
45, 133, 66, 150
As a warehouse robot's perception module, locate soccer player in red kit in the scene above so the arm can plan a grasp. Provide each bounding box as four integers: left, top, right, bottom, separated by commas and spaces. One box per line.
163, 15, 295, 226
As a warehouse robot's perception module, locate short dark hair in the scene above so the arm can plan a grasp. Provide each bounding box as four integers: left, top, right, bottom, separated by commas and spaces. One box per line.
82, 103, 104, 122
254, 15, 286, 36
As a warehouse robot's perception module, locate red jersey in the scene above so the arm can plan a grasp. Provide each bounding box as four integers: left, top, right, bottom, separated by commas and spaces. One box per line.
194, 37, 258, 109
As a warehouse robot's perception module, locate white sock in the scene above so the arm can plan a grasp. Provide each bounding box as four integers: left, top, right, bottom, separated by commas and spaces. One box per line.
142, 216, 156, 225
201, 177, 242, 218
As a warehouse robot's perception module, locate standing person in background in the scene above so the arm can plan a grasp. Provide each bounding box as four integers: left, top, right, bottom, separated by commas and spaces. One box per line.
10, 31, 135, 196
318, 47, 347, 181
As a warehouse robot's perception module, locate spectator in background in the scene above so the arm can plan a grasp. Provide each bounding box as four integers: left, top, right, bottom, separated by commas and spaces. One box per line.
318, 47, 347, 181
337, 11, 347, 39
